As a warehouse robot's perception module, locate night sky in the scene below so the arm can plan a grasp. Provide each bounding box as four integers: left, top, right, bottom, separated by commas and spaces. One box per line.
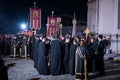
0, 0, 88, 34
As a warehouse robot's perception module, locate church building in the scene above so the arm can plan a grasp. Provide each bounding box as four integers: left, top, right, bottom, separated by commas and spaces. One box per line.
87, 0, 120, 53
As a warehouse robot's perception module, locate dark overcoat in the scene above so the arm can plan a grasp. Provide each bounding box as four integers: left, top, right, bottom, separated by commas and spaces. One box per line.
50, 39, 61, 75
36, 42, 49, 75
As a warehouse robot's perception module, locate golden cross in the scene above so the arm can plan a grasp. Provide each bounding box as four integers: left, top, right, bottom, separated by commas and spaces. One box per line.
84, 27, 90, 41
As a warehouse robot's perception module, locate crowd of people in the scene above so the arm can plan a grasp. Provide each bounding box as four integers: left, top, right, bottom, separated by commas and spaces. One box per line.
0, 33, 111, 80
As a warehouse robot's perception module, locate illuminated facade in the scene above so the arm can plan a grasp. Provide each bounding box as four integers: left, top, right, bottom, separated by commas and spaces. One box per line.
87, 0, 120, 53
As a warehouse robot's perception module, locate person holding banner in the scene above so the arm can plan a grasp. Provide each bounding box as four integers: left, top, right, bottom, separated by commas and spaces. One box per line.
64, 36, 71, 74
69, 38, 78, 75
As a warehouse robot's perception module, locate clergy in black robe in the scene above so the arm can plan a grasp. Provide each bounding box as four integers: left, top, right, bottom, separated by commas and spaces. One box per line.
31, 35, 39, 61
45, 38, 50, 70
34, 36, 40, 69
4, 37, 11, 56
0, 38, 2, 58
60, 38, 65, 74
0, 59, 8, 80
17, 35, 23, 58
64, 37, 71, 74
89, 38, 97, 74
36, 37, 49, 75
10, 36, 18, 58
75, 40, 89, 80
50, 37, 61, 75
96, 35, 105, 76
69, 39, 78, 75
103, 36, 108, 54
1, 37, 4, 56
27, 37, 32, 58
31, 35, 35, 60
21, 36, 27, 58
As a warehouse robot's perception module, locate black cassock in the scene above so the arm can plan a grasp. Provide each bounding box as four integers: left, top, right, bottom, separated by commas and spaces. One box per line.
50, 39, 61, 75
75, 46, 89, 80
69, 44, 77, 75
96, 41, 105, 75
10, 38, 18, 57
3, 38, 10, 56
0, 59, 8, 80
64, 42, 71, 74
60, 40, 65, 74
31, 36, 36, 61
21, 38, 27, 56
27, 37, 32, 59
0, 39, 2, 57
31, 37, 40, 62
36, 41, 49, 75
34, 39, 41, 69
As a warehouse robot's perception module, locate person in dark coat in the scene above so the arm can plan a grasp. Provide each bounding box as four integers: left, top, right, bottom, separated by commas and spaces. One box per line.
4, 36, 11, 56
45, 38, 50, 71
10, 36, 18, 58
36, 37, 49, 75
34, 36, 40, 69
59, 36, 65, 74
0, 59, 8, 80
87, 37, 97, 75
50, 35, 61, 75
69, 38, 78, 75
21, 36, 27, 58
31, 35, 39, 61
34, 36, 42, 69
64, 37, 71, 74
75, 40, 89, 80
1, 36, 4, 56
31, 35, 36, 60
103, 36, 108, 54
95, 34, 105, 76
27, 37, 32, 58
0, 37, 2, 58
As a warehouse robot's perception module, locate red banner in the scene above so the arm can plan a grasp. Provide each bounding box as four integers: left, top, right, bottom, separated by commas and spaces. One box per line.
30, 7, 41, 30
47, 17, 57, 36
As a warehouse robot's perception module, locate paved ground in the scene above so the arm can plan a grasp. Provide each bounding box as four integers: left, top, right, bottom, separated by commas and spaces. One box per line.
3, 54, 120, 80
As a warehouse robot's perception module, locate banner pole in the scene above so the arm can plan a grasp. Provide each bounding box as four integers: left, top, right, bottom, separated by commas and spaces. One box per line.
25, 45, 27, 59
14, 45, 16, 59
84, 57, 87, 80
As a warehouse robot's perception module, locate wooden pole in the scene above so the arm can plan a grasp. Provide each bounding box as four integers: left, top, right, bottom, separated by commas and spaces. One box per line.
25, 45, 27, 59
13, 45, 16, 59
84, 27, 90, 41
116, 34, 119, 54
75, 50, 77, 79
84, 57, 87, 80
20, 48, 22, 59
52, 11, 54, 17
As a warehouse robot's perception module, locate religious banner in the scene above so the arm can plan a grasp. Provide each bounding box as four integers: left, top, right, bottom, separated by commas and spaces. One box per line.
30, 7, 41, 30
47, 17, 57, 36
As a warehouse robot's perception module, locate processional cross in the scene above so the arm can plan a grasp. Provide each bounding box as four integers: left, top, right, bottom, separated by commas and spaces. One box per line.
84, 27, 90, 41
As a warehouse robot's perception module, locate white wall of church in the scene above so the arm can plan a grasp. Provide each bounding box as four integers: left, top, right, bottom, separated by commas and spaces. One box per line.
98, 0, 114, 34
87, 1, 96, 32
98, 0, 120, 54
87, 0, 120, 53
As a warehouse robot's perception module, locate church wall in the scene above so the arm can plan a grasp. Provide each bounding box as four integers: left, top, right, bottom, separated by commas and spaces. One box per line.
87, 0, 120, 53
98, 0, 114, 34
87, 1, 96, 32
